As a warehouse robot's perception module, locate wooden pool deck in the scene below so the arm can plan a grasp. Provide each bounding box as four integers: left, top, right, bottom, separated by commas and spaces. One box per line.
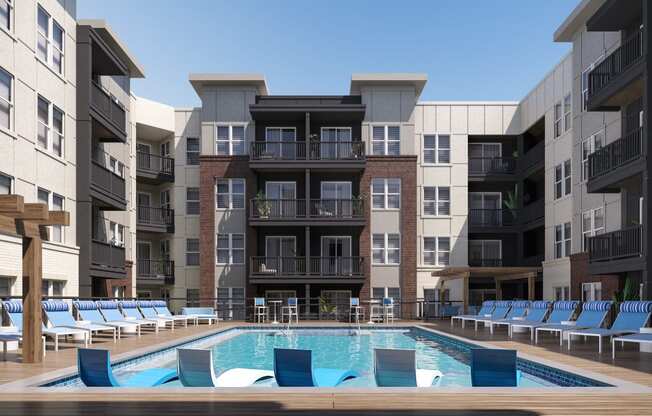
0, 320, 651, 416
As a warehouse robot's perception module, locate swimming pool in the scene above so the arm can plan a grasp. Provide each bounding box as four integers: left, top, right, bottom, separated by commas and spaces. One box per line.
43, 326, 611, 388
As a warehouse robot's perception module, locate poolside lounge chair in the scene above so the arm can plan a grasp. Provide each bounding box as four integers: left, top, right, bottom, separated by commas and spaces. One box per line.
98, 301, 158, 333
253, 298, 268, 323
152, 300, 193, 326
118, 300, 165, 331
3, 300, 88, 351
180, 307, 219, 324
273, 348, 358, 387
73, 300, 140, 338
509, 301, 574, 341
488, 301, 530, 334
373, 348, 442, 387
535, 301, 612, 346
612, 332, 652, 359
451, 301, 495, 328
470, 348, 519, 387
137, 300, 176, 330
42, 300, 117, 343
567, 301, 652, 353
473, 301, 513, 331
177, 348, 274, 387
0, 332, 46, 360
78, 348, 177, 387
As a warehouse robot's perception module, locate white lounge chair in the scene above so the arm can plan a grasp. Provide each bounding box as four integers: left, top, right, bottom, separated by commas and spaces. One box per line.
177, 348, 274, 387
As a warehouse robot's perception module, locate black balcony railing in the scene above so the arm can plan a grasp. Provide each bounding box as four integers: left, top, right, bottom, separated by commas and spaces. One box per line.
137, 151, 175, 178
250, 142, 307, 160
92, 239, 125, 270
519, 140, 544, 172
137, 206, 174, 227
91, 147, 126, 203
469, 157, 516, 175
250, 141, 365, 161
588, 128, 642, 180
309, 257, 364, 277
520, 200, 544, 225
469, 258, 503, 267
90, 81, 126, 133
308, 142, 365, 160
589, 29, 644, 98
309, 199, 364, 218
250, 256, 364, 278
250, 257, 306, 276
250, 199, 307, 219
469, 209, 516, 227
137, 259, 175, 284
588, 226, 642, 262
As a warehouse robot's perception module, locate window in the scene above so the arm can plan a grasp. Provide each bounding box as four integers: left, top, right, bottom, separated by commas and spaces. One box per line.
51, 193, 64, 243
186, 137, 199, 165
554, 160, 571, 199
217, 287, 245, 320
469, 240, 502, 266
423, 134, 450, 164
52, 280, 64, 296
372, 233, 400, 265
582, 207, 604, 251
554, 222, 571, 259
216, 233, 244, 265
110, 221, 124, 247
160, 141, 170, 157
371, 178, 400, 209
423, 187, 450, 216
372, 125, 400, 155
563, 94, 571, 132
554, 101, 562, 138
582, 282, 602, 301
186, 289, 200, 307
109, 157, 124, 178
0, 277, 10, 297
0, 67, 12, 131
581, 56, 603, 111
423, 237, 450, 266
554, 286, 569, 301
581, 130, 603, 181
37, 95, 64, 157
1, 0, 12, 32
216, 178, 245, 209
37, 6, 64, 74
0, 172, 12, 194
216, 125, 245, 155
186, 187, 199, 215
186, 238, 199, 266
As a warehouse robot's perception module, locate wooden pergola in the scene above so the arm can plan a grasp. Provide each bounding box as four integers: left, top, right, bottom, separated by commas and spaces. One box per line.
431, 266, 541, 314
0, 194, 70, 363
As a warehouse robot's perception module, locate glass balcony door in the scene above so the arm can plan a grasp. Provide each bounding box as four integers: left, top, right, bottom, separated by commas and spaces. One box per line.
265, 181, 296, 218
321, 181, 352, 217
469, 240, 502, 266
321, 236, 352, 275
137, 241, 151, 275
266, 127, 296, 159
469, 143, 501, 173
265, 236, 296, 274
320, 127, 352, 159
469, 192, 502, 226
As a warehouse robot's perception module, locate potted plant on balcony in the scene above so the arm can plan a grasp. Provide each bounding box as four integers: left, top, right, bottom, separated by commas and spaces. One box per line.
309, 134, 320, 159
254, 191, 271, 219
503, 186, 518, 224
319, 296, 338, 321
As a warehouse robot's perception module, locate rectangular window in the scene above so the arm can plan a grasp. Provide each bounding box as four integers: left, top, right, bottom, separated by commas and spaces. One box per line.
563, 94, 571, 132
216, 125, 245, 155
110, 222, 124, 247
554, 222, 571, 259
0, 276, 10, 297
423, 134, 450, 164
51, 193, 64, 243
0, 67, 12, 130
582, 282, 602, 301
0, 0, 12, 32
582, 207, 604, 251
372, 233, 401, 265
52, 280, 64, 296
0, 172, 12, 194
216, 233, 244, 265
554, 286, 569, 301
186, 187, 199, 215
423, 186, 450, 216
371, 178, 400, 209
554, 101, 562, 138
37, 6, 64, 74
186, 289, 200, 307
581, 130, 603, 181
186, 238, 200, 266
216, 178, 245, 209
554, 160, 571, 199
423, 237, 450, 266
581, 56, 603, 111
372, 125, 400, 156
469, 240, 502, 266
37, 95, 64, 157
186, 137, 200, 165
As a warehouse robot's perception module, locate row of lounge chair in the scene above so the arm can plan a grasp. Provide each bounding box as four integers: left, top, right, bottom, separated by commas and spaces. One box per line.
451, 300, 652, 355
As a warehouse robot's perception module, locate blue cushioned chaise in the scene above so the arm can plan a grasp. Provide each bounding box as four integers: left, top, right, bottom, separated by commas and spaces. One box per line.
535, 301, 612, 346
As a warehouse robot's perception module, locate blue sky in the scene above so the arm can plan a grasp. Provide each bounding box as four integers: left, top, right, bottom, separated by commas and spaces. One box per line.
78, 1, 577, 107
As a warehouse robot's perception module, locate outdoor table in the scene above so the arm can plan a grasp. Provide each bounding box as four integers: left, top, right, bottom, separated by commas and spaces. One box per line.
268, 300, 283, 324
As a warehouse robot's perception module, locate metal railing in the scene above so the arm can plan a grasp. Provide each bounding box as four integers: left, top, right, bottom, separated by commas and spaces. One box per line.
91, 147, 126, 202
308, 257, 364, 277
250, 141, 306, 160
90, 81, 126, 133
519, 140, 544, 172
589, 29, 644, 98
468, 157, 516, 175
308, 141, 365, 160
469, 209, 516, 227
137, 259, 174, 284
136, 151, 175, 177
250, 141, 365, 161
588, 127, 643, 180
250, 199, 307, 219
309, 199, 364, 218
588, 226, 643, 262
91, 239, 125, 270
250, 256, 364, 278
137, 206, 174, 227
468, 258, 503, 267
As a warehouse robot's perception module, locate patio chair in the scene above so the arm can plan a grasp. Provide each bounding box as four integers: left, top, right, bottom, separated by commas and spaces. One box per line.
98, 300, 158, 334
349, 297, 364, 323
0, 332, 46, 360
152, 300, 195, 326
509, 301, 573, 341
612, 332, 652, 359
488, 301, 530, 334
118, 300, 164, 331
254, 298, 268, 323
373, 348, 442, 387
567, 301, 652, 353
73, 300, 140, 338
470, 348, 520, 387
473, 301, 513, 331
137, 300, 176, 330
451, 301, 495, 328
177, 348, 274, 387
535, 301, 612, 346
42, 300, 117, 343
281, 298, 299, 324
273, 348, 358, 387
180, 307, 220, 325
78, 348, 177, 387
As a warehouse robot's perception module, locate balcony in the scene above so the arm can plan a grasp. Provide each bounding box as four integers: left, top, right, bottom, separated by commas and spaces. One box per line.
587, 29, 644, 111
249, 141, 366, 170
91, 148, 126, 210
91, 239, 125, 279
518, 141, 544, 176
468, 157, 516, 180
137, 206, 175, 233
588, 226, 643, 263
90, 81, 127, 143
587, 128, 644, 193
136, 259, 175, 285
249, 256, 365, 283
136, 151, 175, 184
249, 198, 365, 226
469, 258, 503, 267
520, 200, 544, 227
469, 209, 517, 230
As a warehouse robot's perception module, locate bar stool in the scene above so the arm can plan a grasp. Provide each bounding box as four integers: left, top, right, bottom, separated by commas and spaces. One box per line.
281, 297, 299, 324
254, 297, 268, 323
383, 297, 395, 324
349, 297, 365, 323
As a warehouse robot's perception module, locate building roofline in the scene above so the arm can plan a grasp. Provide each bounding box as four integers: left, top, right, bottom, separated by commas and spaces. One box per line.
350, 73, 427, 96
188, 73, 268, 96
553, 0, 606, 42
418, 101, 520, 106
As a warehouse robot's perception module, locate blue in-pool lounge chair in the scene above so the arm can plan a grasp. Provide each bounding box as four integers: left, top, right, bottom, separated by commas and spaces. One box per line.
488, 301, 530, 334
470, 348, 519, 387
73, 300, 140, 338
509, 301, 573, 341
42, 300, 116, 343
78, 348, 177, 387
567, 301, 652, 353
612, 332, 652, 359
273, 348, 358, 387
474, 301, 513, 331
98, 300, 158, 333
373, 348, 442, 387
451, 301, 495, 328
535, 301, 612, 346
152, 300, 194, 326
4, 300, 88, 351
137, 300, 176, 330
177, 348, 274, 387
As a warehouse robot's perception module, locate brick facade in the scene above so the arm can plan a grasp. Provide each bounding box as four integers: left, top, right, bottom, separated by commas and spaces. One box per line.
569, 252, 620, 300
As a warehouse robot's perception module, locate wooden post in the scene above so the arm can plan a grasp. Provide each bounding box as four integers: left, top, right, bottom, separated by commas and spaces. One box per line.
462, 272, 469, 314
495, 277, 503, 300
527, 273, 536, 301
22, 236, 43, 363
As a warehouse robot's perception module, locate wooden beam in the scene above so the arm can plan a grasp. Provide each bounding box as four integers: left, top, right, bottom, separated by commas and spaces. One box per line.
0, 214, 19, 237
37, 211, 70, 226
528, 274, 536, 301
12, 203, 49, 221
15, 220, 43, 239
0, 195, 24, 214
495, 279, 502, 300
22, 236, 43, 363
